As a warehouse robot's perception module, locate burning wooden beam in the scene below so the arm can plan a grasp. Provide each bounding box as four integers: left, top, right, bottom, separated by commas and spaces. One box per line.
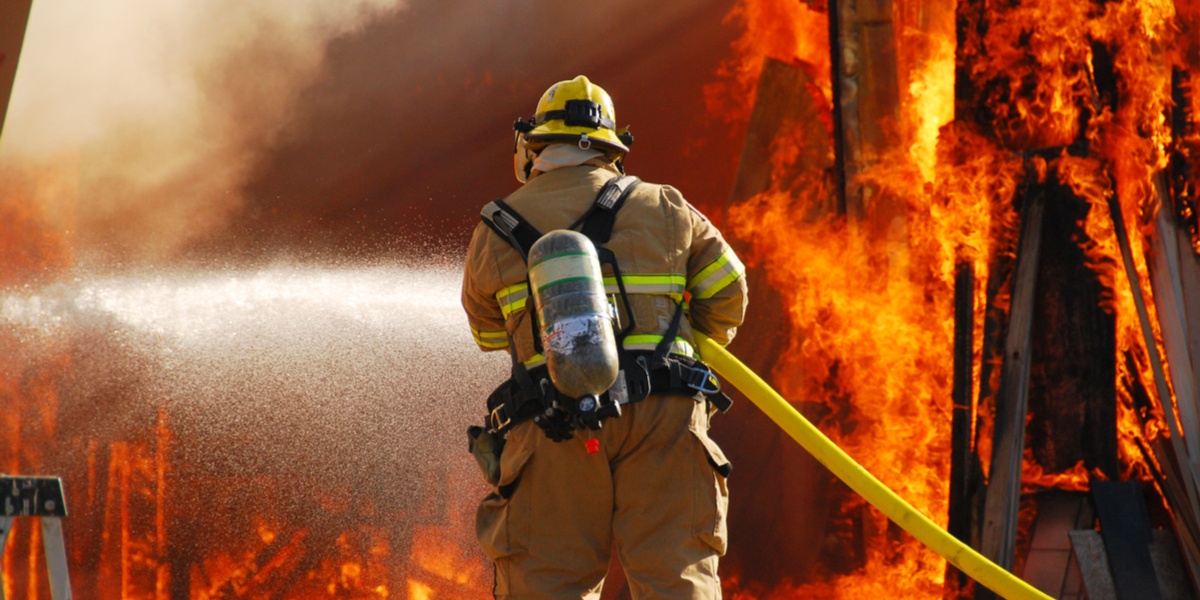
829, 0, 900, 221
1107, 186, 1200, 593
948, 259, 976, 540
1107, 187, 1200, 516
947, 258, 979, 596
723, 56, 837, 587
1148, 172, 1200, 462
1166, 67, 1200, 474
948, 0, 984, 557
979, 182, 1046, 571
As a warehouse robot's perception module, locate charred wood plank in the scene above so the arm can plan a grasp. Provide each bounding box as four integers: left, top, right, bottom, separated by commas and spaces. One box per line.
1027, 183, 1117, 477
1107, 189, 1200, 528
980, 184, 1046, 570
1178, 221, 1200, 439
947, 259, 978, 596
1149, 173, 1200, 462
1148, 435, 1200, 597
1169, 68, 1200, 467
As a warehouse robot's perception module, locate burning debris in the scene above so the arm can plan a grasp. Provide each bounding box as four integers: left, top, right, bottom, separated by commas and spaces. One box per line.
714, 0, 1200, 597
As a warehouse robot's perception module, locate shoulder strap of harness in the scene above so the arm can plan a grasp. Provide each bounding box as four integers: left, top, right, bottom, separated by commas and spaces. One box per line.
483, 175, 642, 256
571, 175, 641, 244
480, 198, 542, 262
480, 175, 642, 351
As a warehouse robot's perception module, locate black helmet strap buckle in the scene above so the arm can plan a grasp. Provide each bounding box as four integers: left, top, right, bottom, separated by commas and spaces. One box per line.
513, 118, 535, 133
561, 99, 605, 128
530, 99, 616, 131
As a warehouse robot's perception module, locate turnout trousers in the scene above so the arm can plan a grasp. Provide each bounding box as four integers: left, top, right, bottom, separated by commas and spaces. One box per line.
476, 393, 731, 600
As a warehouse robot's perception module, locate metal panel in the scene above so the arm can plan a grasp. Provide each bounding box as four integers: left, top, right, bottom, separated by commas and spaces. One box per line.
1092, 480, 1164, 600
1070, 530, 1118, 600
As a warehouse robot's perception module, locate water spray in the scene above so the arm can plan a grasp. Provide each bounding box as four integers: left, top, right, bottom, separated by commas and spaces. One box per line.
1, 262, 505, 596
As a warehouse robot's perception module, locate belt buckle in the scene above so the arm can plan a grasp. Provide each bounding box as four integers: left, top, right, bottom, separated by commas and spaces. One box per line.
489, 404, 512, 433
685, 364, 720, 395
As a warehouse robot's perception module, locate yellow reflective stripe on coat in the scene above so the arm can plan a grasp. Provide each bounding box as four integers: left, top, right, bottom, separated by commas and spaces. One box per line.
622, 335, 697, 359
688, 250, 745, 300
472, 326, 509, 350
498, 275, 686, 318
601, 274, 686, 300
522, 335, 696, 368
496, 284, 529, 319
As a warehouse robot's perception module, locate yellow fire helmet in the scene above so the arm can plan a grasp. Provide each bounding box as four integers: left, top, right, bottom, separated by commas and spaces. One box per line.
513, 75, 633, 182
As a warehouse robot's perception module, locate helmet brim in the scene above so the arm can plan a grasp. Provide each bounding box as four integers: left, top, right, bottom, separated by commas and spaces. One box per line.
525, 128, 630, 154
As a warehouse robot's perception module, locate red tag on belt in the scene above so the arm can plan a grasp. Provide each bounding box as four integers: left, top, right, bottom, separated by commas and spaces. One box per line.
585, 438, 600, 454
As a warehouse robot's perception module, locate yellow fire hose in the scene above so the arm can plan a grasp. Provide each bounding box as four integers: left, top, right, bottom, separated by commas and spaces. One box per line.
694, 332, 1052, 600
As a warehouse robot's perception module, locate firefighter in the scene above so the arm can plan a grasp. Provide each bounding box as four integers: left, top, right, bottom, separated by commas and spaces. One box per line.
461, 74, 748, 599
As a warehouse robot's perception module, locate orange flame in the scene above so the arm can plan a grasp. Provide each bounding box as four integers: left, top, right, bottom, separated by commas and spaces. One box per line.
714, 0, 1194, 596
705, 0, 831, 127
1021, 454, 1102, 494
1, 168, 75, 600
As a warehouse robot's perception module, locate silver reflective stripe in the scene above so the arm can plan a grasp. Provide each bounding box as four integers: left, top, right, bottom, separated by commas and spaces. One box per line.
689, 250, 745, 300
482, 201, 520, 235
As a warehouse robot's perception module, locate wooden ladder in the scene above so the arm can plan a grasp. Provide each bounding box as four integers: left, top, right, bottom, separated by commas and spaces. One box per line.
0, 475, 72, 600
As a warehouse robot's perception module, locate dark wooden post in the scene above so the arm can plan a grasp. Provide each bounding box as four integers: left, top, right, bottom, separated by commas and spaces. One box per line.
947, 259, 977, 595
947, 0, 985, 549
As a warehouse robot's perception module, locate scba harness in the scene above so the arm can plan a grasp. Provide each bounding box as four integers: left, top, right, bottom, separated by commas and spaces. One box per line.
477, 175, 732, 443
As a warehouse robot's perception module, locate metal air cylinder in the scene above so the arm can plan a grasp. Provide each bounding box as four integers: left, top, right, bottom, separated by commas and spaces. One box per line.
527, 230, 620, 399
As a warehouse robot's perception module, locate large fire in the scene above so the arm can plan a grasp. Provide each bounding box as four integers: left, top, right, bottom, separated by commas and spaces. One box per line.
710, 0, 1199, 597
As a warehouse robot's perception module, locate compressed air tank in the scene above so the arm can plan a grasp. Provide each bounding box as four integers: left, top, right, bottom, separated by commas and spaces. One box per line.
527, 230, 620, 399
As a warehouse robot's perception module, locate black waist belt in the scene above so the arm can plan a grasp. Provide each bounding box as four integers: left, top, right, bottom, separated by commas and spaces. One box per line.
484, 354, 731, 435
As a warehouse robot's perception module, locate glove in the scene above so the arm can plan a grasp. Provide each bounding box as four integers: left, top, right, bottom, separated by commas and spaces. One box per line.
467, 425, 504, 485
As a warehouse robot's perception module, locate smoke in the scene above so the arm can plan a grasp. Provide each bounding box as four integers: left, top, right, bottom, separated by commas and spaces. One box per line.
222, 0, 744, 260
0, 0, 406, 266
1, 0, 741, 268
